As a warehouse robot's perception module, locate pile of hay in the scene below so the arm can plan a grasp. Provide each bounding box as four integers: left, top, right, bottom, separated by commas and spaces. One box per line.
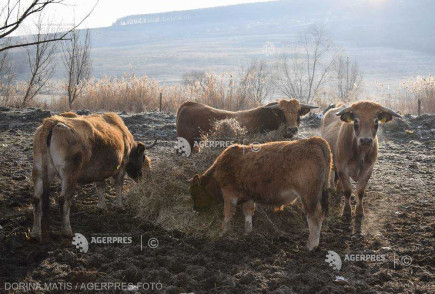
127, 119, 308, 239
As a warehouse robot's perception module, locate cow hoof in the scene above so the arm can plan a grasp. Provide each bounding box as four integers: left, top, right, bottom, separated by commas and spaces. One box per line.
306, 243, 318, 251
63, 229, 73, 238
115, 204, 125, 210
341, 205, 352, 218
30, 231, 42, 242
243, 231, 252, 237
97, 203, 108, 210
355, 206, 364, 218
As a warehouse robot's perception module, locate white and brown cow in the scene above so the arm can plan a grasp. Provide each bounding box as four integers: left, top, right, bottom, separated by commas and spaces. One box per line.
188, 137, 332, 250
31, 112, 156, 240
321, 101, 401, 218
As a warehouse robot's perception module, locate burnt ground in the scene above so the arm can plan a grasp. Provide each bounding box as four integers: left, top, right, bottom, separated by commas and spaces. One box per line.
0, 108, 433, 293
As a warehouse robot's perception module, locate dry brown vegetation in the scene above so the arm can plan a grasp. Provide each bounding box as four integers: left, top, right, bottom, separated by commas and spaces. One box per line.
127, 119, 318, 239
1, 72, 433, 114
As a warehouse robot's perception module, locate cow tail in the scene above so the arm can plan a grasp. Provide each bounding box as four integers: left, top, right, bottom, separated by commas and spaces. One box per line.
39, 120, 56, 220
319, 140, 332, 216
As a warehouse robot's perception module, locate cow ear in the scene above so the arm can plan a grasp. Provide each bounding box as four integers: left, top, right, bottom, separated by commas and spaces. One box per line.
271, 107, 283, 118
299, 104, 318, 116
336, 107, 354, 123
340, 112, 354, 123
136, 142, 145, 154
187, 174, 201, 186
299, 108, 311, 116
378, 112, 393, 123
378, 106, 401, 123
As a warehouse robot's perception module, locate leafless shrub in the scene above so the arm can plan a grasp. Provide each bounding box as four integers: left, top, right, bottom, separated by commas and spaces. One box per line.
62, 29, 91, 108
0, 40, 16, 105
181, 70, 206, 86
276, 25, 336, 103
21, 16, 59, 107
402, 75, 435, 114
334, 55, 363, 102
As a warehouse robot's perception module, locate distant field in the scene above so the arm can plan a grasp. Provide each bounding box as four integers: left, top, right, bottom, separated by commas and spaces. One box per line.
90, 33, 435, 95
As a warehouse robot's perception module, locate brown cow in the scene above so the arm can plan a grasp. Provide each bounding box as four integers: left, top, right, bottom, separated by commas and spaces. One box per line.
189, 137, 332, 250
321, 101, 401, 218
176, 99, 317, 151
31, 112, 156, 240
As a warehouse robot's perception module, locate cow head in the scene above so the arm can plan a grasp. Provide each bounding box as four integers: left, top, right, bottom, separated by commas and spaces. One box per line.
188, 174, 214, 211
126, 139, 157, 181
263, 99, 317, 138
336, 101, 401, 148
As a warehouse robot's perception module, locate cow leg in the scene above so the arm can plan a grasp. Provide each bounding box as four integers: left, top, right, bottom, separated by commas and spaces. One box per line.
242, 200, 256, 236
338, 171, 352, 218
31, 160, 55, 240
355, 166, 373, 218
95, 181, 107, 210
58, 177, 77, 237
114, 168, 125, 209
221, 187, 237, 235
306, 202, 324, 251
329, 169, 336, 190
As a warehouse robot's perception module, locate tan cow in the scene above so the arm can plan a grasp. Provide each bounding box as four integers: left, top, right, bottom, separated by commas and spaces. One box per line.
321, 101, 401, 218
31, 112, 156, 240
188, 137, 332, 250
176, 99, 317, 151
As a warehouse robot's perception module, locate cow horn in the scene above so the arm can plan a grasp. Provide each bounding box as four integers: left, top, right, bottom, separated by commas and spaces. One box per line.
336, 107, 351, 116
263, 102, 279, 109
380, 106, 402, 118
300, 104, 318, 109
144, 139, 157, 149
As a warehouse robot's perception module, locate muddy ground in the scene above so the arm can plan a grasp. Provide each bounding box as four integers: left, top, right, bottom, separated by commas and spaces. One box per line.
0, 108, 433, 293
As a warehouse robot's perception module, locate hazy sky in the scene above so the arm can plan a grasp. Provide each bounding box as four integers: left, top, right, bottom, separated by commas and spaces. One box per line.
15, 0, 274, 34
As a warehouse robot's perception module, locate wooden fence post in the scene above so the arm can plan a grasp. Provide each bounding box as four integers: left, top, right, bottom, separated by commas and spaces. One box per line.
159, 92, 162, 112
417, 98, 421, 116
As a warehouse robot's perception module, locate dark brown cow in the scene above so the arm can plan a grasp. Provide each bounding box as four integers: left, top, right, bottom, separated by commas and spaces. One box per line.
31, 112, 156, 240
321, 101, 401, 218
189, 137, 332, 250
176, 99, 317, 150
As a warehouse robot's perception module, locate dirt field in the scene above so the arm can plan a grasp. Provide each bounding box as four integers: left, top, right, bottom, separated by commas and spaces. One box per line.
0, 107, 433, 293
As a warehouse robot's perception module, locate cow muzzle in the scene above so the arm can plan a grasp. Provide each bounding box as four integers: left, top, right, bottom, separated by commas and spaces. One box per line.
284, 127, 298, 138
359, 137, 373, 146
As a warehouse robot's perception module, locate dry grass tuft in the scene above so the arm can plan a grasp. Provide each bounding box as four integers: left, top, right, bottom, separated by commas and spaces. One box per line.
127, 122, 307, 239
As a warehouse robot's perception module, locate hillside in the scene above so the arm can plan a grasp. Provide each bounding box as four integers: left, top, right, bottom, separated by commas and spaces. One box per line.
11, 0, 435, 88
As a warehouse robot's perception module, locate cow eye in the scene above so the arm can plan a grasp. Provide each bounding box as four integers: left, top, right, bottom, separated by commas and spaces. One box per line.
354, 120, 359, 130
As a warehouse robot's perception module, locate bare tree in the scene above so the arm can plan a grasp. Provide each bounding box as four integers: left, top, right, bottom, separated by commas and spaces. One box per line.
21, 16, 58, 106
0, 39, 16, 105
334, 55, 363, 102
0, 0, 97, 52
62, 28, 91, 108
277, 25, 336, 103
238, 59, 275, 105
